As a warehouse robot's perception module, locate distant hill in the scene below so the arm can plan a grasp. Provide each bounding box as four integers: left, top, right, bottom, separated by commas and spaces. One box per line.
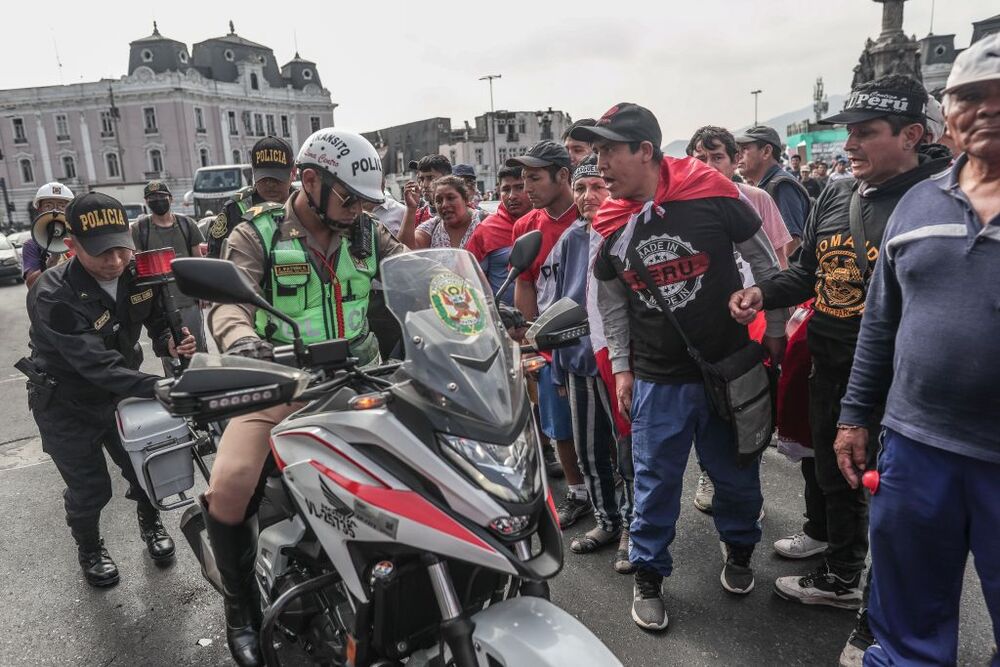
664, 94, 848, 157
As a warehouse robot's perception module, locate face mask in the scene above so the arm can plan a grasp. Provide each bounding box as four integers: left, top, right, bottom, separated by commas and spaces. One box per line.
148, 199, 170, 216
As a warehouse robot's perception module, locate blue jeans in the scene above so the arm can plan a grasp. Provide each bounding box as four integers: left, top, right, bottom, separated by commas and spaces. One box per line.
629, 380, 762, 577
864, 429, 1000, 667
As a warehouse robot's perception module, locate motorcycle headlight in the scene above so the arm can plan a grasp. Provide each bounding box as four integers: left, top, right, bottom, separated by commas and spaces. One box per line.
439, 426, 541, 504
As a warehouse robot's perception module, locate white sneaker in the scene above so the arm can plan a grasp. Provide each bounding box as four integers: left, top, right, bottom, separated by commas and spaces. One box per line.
773, 532, 827, 559
693, 471, 714, 513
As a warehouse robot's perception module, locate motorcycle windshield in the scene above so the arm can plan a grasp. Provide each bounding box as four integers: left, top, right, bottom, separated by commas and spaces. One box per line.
381, 249, 522, 430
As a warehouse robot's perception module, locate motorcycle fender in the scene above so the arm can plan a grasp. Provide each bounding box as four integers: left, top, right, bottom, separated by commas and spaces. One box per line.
409, 597, 622, 667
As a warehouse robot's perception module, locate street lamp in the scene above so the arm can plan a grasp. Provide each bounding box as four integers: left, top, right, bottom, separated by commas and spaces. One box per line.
479, 74, 501, 184
751, 89, 763, 126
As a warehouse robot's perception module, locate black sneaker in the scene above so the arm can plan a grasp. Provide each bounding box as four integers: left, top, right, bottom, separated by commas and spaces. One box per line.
556, 492, 592, 529
543, 445, 564, 479
631, 567, 668, 631
839, 608, 874, 667
720, 542, 755, 594
774, 564, 862, 609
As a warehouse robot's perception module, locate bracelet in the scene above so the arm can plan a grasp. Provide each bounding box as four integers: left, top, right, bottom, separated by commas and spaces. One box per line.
837, 423, 865, 431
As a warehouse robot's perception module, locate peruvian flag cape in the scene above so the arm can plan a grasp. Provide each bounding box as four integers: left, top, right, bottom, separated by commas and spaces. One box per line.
466, 202, 518, 261
593, 156, 740, 240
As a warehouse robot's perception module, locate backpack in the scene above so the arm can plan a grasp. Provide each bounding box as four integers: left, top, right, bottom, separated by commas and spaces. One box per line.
763, 170, 815, 223
135, 214, 196, 255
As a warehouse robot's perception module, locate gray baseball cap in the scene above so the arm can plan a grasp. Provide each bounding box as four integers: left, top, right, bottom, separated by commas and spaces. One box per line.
943, 32, 1000, 94
734, 125, 783, 154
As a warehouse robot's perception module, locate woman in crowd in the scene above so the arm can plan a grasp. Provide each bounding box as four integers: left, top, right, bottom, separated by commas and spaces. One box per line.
399, 175, 484, 249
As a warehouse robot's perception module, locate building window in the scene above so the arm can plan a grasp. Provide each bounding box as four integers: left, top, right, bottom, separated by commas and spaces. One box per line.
12, 118, 27, 144
20, 159, 34, 184
195, 107, 206, 133
100, 111, 115, 137
250, 73, 259, 90
253, 113, 264, 137
474, 148, 483, 166
141, 49, 153, 63
518, 119, 526, 134
106, 153, 120, 178
241, 111, 253, 135
55, 114, 70, 140
232, 149, 241, 164
224, 49, 235, 62
227, 111, 238, 135
302, 68, 313, 80
520, 147, 528, 155
178, 51, 189, 64
280, 115, 290, 137
266, 114, 275, 136
62, 156, 76, 179
149, 149, 163, 174
310, 116, 321, 132
498, 148, 507, 162
199, 148, 210, 167
143, 107, 158, 133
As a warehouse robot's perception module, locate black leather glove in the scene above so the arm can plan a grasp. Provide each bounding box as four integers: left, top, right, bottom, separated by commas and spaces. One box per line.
498, 304, 527, 332
226, 336, 275, 361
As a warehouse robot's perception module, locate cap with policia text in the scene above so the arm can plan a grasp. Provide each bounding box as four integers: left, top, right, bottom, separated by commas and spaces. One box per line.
506, 140, 571, 170
143, 180, 171, 198
734, 125, 783, 155
251, 136, 294, 183
66, 192, 135, 255
569, 102, 662, 147
821, 83, 927, 125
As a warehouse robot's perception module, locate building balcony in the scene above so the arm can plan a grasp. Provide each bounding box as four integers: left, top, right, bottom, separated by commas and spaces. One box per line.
56, 134, 71, 142
144, 127, 159, 135
100, 131, 115, 138
13, 137, 27, 145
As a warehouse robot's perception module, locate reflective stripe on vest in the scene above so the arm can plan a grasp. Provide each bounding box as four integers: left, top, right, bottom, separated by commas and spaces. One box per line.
249, 209, 377, 345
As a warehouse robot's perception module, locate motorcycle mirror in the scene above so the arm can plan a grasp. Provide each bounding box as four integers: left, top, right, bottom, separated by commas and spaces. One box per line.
171, 258, 303, 347
509, 230, 543, 273
495, 230, 543, 299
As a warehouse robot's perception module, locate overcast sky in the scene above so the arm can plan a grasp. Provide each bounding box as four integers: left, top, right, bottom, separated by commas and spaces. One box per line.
0, 0, 989, 143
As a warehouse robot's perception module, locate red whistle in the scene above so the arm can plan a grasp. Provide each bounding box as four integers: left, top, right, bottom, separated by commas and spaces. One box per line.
862, 470, 880, 495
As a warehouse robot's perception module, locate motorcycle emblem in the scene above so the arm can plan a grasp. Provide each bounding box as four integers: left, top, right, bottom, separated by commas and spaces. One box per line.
429, 273, 487, 336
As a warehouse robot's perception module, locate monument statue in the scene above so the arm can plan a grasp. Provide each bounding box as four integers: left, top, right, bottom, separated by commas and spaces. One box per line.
852, 0, 923, 87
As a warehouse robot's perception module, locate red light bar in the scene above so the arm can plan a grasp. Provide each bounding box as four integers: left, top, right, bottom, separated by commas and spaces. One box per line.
135, 248, 176, 278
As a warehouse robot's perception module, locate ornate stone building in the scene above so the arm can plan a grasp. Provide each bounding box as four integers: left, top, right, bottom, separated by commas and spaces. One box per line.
0, 22, 335, 227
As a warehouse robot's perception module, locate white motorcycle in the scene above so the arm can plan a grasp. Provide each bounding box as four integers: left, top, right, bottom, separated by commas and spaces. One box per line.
131, 232, 621, 667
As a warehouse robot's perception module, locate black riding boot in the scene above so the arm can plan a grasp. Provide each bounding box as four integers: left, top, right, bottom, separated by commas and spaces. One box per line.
204, 512, 263, 667
137, 503, 176, 563
72, 525, 119, 588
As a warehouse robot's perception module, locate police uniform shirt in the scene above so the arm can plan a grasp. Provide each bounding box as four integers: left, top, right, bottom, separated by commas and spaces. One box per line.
208, 191, 407, 350
27, 257, 172, 401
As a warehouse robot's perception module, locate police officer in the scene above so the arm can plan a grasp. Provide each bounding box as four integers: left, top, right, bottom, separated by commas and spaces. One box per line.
23, 192, 197, 588
206, 128, 405, 666
206, 136, 295, 258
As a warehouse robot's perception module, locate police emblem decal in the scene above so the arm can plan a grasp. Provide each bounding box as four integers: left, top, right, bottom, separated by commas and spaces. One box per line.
209, 214, 228, 239
429, 273, 487, 336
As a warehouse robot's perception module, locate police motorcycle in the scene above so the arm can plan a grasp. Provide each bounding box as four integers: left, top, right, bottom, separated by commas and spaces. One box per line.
136, 231, 622, 667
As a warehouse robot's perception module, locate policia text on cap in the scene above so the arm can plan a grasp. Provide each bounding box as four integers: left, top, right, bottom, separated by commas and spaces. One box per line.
20, 192, 197, 588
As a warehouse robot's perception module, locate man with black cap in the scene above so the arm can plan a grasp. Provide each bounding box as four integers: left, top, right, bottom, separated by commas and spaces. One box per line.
728, 75, 951, 634
133, 179, 207, 370
507, 140, 592, 528
21, 192, 197, 588
737, 125, 812, 247
452, 163, 482, 208
576, 103, 786, 631
207, 136, 295, 259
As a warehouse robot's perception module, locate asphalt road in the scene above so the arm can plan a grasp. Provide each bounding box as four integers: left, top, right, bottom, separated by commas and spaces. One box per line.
0, 278, 992, 666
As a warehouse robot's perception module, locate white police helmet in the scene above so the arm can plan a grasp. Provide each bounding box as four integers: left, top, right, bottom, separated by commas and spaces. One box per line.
296, 128, 384, 204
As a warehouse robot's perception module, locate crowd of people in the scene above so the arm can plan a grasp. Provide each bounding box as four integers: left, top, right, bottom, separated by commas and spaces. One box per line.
15, 32, 999, 667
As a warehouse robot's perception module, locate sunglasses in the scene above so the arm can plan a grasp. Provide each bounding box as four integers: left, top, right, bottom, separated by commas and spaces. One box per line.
330, 186, 359, 210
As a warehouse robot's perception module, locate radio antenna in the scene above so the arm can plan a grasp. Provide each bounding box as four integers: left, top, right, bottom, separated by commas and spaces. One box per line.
51, 30, 64, 84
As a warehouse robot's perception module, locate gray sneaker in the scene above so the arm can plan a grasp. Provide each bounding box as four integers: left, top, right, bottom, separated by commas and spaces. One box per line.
720, 542, 755, 594
693, 471, 714, 513
631, 568, 668, 631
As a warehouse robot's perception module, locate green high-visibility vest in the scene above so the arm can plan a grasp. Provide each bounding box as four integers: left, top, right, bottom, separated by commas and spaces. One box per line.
248, 203, 378, 359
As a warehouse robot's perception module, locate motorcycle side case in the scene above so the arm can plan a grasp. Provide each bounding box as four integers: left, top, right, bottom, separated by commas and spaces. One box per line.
117, 397, 195, 503
407, 596, 622, 667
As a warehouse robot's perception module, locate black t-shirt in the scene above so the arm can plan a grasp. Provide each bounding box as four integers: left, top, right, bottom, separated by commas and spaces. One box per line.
594, 197, 762, 383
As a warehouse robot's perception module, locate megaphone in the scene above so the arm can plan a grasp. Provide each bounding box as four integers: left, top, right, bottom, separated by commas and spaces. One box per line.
31, 211, 70, 255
